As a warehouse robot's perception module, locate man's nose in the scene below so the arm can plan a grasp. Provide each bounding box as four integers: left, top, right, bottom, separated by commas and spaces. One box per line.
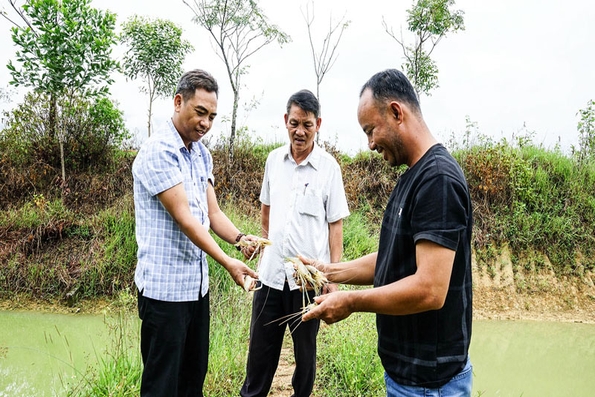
367, 136, 376, 150
199, 116, 210, 129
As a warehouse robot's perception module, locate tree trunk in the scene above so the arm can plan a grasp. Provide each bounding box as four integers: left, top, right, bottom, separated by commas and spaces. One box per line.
49, 93, 57, 138
147, 91, 155, 138
316, 86, 321, 145
148, 96, 153, 137
59, 136, 66, 198
229, 88, 239, 159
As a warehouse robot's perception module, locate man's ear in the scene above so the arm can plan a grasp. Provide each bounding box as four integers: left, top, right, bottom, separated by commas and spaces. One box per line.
174, 94, 183, 111
389, 101, 402, 121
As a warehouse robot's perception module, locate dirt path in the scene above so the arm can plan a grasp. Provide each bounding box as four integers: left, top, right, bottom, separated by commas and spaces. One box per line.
268, 344, 294, 397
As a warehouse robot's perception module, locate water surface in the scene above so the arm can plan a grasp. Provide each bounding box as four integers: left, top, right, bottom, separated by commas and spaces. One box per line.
1, 311, 594, 396
0, 310, 111, 397
470, 319, 595, 396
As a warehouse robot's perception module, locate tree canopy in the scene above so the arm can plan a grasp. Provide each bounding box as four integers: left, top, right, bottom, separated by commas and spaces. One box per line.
184, 0, 290, 156
7, 0, 119, 97
5, 0, 119, 184
120, 16, 193, 137
384, 0, 464, 98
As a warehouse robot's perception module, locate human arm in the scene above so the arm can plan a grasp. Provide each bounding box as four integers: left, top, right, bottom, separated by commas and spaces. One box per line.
207, 181, 243, 244
261, 203, 270, 238
301, 252, 377, 286
302, 240, 455, 324
206, 181, 259, 260
158, 183, 257, 287
328, 219, 343, 263
323, 219, 343, 293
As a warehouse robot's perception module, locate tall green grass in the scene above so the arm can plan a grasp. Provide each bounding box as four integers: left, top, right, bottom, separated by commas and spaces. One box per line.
72, 194, 138, 299
316, 312, 384, 397
66, 207, 383, 396
3, 131, 595, 395
66, 301, 141, 397
454, 138, 595, 275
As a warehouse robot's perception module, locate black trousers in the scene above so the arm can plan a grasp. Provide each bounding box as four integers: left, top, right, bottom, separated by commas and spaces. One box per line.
138, 290, 210, 397
240, 283, 320, 397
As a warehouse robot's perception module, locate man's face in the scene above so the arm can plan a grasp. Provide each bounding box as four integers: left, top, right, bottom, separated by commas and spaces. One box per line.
357, 89, 406, 167
285, 104, 321, 159
173, 88, 218, 148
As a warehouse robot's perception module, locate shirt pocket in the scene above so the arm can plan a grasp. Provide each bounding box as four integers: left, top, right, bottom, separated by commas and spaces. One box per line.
297, 189, 324, 218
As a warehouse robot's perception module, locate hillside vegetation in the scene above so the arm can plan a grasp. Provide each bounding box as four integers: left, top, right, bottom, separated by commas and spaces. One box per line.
3, 123, 595, 395
1, 124, 595, 309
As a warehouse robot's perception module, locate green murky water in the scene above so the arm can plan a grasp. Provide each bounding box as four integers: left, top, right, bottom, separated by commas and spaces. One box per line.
470, 319, 595, 396
0, 311, 594, 396
0, 311, 112, 397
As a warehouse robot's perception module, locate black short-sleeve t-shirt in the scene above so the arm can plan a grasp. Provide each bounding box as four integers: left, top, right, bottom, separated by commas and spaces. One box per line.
374, 144, 473, 388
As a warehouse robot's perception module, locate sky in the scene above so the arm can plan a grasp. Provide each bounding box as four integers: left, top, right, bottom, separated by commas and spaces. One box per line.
1, 0, 594, 155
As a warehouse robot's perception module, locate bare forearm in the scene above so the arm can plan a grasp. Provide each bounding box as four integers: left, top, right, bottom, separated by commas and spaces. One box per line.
343, 273, 447, 316
325, 252, 377, 285
328, 220, 343, 263
261, 204, 270, 238
209, 209, 241, 245
207, 183, 242, 245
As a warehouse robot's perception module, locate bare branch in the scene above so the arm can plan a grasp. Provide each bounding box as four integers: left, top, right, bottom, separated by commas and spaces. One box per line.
1, 0, 38, 35
382, 17, 407, 54
302, 1, 349, 99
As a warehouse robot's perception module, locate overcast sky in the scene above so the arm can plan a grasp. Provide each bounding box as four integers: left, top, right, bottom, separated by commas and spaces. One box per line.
1, 0, 594, 155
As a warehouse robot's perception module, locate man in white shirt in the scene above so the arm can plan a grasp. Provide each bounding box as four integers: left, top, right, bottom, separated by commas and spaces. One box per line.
240, 89, 350, 397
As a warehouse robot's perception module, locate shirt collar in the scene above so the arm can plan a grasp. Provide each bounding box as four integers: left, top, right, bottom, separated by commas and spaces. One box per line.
284, 143, 321, 170
167, 118, 192, 153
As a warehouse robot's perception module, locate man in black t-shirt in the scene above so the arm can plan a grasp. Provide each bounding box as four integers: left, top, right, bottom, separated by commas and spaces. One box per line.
302, 69, 473, 396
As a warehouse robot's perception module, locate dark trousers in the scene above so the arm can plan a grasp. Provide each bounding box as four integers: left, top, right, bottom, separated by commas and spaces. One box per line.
240, 283, 320, 397
138, 290, 210, 397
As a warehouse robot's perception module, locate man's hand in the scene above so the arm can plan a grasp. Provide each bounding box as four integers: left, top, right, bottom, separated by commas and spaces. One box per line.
297, 255, 327, 273
237, 234, 258, 260
322, 283, 338, 294
237, 235, 270, 261
225, 257, 258, 288
302, 291, 353, 324
296, 255, 330, 292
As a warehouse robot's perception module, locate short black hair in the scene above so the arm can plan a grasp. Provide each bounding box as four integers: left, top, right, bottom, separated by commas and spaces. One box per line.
286, 89, 321, 118
175, 69, 219, 102
360, 69, 421, 115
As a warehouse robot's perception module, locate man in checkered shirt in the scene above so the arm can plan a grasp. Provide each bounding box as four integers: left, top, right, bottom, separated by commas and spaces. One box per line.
132, 69, 258, 397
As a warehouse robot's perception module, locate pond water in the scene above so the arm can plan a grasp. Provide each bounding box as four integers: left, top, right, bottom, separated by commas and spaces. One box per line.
0, 310, 113, 397
470, 319, 595, 396
0, 311, 594, 396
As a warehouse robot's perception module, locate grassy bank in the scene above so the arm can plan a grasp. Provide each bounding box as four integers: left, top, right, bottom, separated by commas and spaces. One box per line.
1, 134, 595, 395
2, 135, 594, 302
59, 209, 383, 397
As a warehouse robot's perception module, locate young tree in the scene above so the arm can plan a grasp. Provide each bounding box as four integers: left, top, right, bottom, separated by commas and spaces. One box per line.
120, 16, 194, 137
302, 1, 349, 144
183, 0, 290, 156
5, 0, 119, 184
576, 99, 595, 163
383, 0, 464, 99
302, 2, 350, 102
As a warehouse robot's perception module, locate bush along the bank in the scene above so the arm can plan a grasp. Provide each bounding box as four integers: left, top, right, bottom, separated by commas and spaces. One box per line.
1, 128, 595, 301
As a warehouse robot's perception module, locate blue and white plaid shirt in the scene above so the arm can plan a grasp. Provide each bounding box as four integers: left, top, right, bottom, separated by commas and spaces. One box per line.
132, 119, 213, 301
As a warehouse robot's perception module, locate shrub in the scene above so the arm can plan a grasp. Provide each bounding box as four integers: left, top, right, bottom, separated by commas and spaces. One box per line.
0, 92, 131, 208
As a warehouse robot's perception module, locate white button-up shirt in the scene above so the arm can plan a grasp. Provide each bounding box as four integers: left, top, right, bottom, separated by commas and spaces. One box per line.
258, 144, 350, 291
